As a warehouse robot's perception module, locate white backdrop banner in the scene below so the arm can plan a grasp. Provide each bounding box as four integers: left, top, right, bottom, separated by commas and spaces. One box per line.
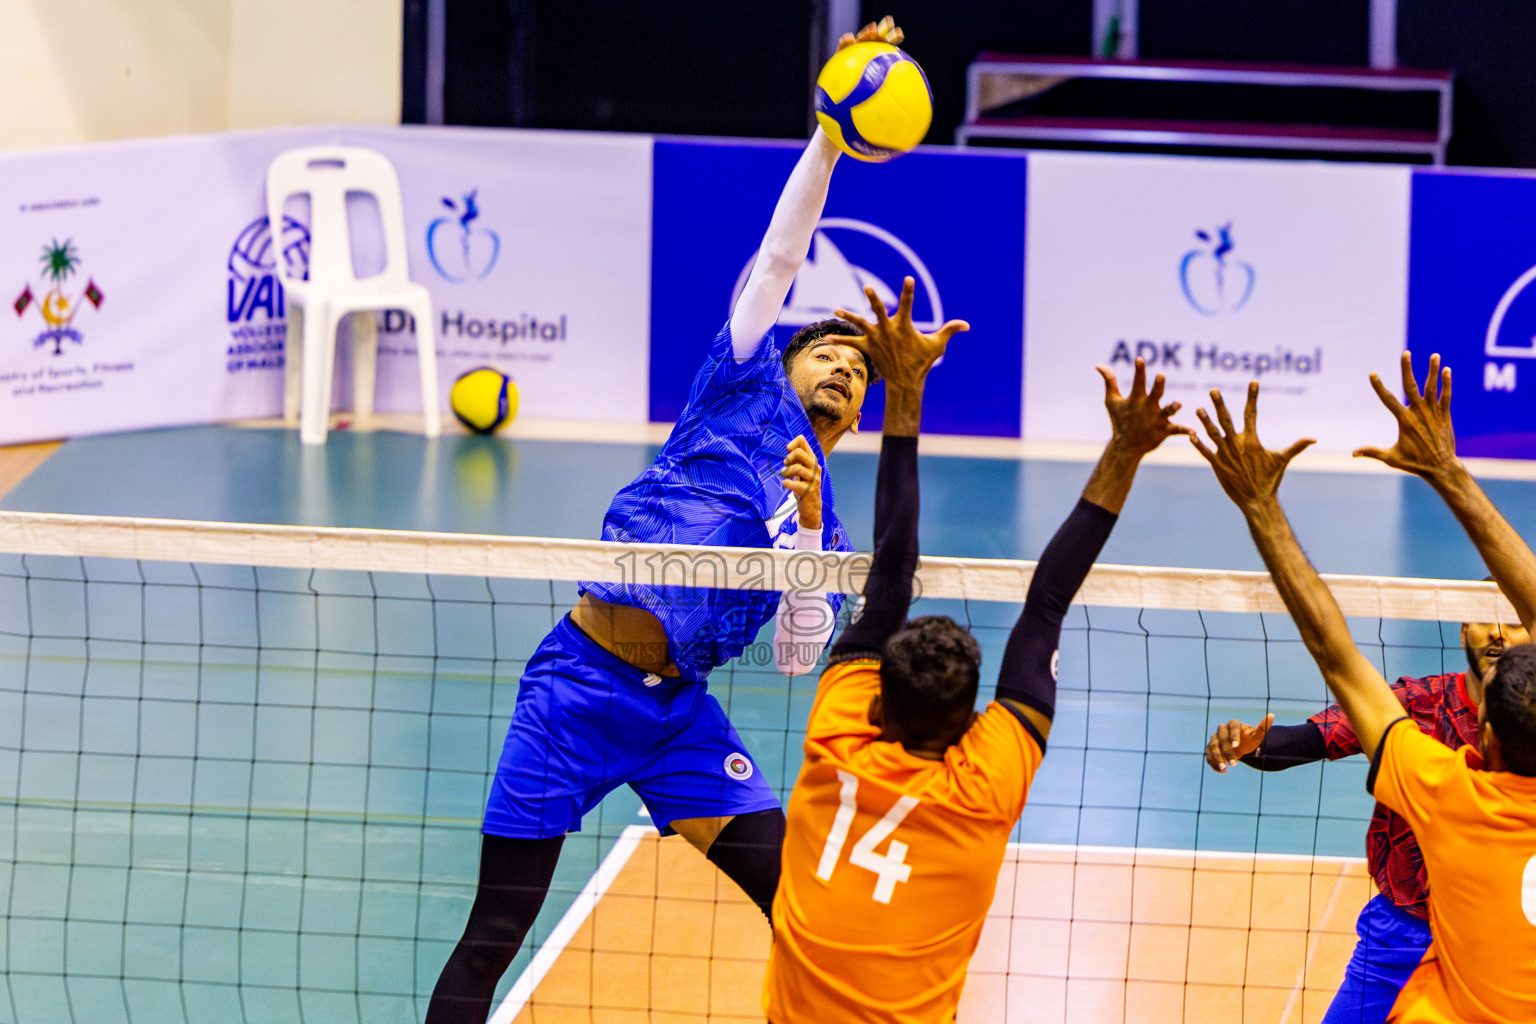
0, 126, 654, 445
1, 129, 315, 444
1023, 152, 1413, 452
337, 126, 653, 422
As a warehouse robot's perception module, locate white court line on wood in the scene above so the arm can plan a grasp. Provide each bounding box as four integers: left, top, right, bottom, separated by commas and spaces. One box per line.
489, 825, 649, 1024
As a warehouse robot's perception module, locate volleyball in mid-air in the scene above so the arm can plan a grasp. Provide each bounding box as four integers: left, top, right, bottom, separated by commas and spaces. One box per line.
814, 41, 932, 162
449, 366, 518, 434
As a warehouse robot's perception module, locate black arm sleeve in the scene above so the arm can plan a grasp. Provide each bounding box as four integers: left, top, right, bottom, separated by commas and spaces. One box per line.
829, 435, 918, 663
1238, 722, 1328, 771
994, 498, 1118, 721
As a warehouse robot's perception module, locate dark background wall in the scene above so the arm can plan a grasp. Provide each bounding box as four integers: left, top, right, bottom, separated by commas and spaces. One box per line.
405, 0, 1536, 169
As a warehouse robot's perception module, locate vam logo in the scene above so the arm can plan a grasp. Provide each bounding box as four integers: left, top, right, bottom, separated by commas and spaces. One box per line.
227, 215, 310, 328
226, 215, 310, 371
1180, 223, 1255, 316
1481, 260, 1536, 392
13, 238, 104, 355
428, 189, 501, 283
730, 218, 945, 330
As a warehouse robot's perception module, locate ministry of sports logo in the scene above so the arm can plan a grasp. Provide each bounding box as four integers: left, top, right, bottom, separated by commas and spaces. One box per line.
1179, 222, 1255, 316
724, 752, 755, 781
13, 239, 104, 355
730, 217, 944, 331
428, 189, 501, 283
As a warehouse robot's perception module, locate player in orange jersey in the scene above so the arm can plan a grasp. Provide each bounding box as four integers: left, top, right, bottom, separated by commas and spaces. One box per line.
1192, 353, 1536, 1024
764, 280, 1192, 1024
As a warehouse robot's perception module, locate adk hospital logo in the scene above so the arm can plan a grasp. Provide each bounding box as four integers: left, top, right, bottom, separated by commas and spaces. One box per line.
225, 215, 311, 373
427, 189, 500, 283
1109, 221, 1320, 379
1180, 222, 1254, 316
729, 217, 946, 332
388, 187, 569, 353
13, 239, 105, 355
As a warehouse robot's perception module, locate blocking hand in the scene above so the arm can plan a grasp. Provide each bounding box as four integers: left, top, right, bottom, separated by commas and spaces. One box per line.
1097, 358, 1194, 457
1191, 382, 1315, 511
1353, 351, 1458, 480
833, 276, 969, 392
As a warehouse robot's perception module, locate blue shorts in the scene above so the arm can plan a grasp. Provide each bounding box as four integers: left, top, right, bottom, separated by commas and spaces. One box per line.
482, 616, 780, 839
1322, 893, 1431, 1024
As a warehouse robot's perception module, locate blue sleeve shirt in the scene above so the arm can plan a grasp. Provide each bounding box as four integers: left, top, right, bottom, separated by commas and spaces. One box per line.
583, 321, 852, 682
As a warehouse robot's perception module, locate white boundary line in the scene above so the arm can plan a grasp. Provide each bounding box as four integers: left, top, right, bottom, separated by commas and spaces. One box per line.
1005, 840, 1366, 864
489, 825, 649, 1024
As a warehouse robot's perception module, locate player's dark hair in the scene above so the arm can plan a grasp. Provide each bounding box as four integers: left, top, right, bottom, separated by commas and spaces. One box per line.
1485, 642, 1536, 776
879, 615, 981, 747
781, 320, 876, 380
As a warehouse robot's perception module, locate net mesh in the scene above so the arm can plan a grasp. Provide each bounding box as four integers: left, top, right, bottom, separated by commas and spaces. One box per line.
0, 511, 1514, 1024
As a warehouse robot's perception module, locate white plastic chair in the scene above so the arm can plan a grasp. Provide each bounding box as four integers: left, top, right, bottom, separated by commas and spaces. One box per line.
266, 145, 441, 445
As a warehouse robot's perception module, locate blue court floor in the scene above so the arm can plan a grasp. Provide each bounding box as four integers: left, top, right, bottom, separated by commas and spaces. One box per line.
3, 424, 1536, 1023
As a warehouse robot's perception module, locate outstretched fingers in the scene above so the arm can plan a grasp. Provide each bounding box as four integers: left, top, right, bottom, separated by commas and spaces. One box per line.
1243, 380, 1260, 436
1367, 371, 1407, 421
1280, 437, 1317, 466
1211, 389, 1239, 440
1096, 364, 1123, 402
933, 319, 970, 344
1399, 350, 1423, 403
832, 307, 875, 337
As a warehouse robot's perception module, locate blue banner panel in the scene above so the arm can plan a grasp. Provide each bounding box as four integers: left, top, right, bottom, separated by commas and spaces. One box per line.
1409, 171, 1536, 459
649, 139, 1026, 436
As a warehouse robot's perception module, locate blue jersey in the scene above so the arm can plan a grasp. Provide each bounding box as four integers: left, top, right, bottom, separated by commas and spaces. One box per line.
583, 321, 851, 682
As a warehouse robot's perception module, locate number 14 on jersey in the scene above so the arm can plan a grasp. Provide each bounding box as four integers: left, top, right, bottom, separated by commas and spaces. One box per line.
815, 770, 919, 904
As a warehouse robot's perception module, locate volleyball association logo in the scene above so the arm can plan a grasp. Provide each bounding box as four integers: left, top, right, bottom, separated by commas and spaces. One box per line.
13, 238, 105, 355
730, 217, 945, 332
226, 215, 310, 341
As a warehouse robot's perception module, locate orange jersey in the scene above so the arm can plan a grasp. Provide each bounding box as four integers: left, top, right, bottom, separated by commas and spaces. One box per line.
1371, 719, 1536, 1023
765, 658, 1044, 1024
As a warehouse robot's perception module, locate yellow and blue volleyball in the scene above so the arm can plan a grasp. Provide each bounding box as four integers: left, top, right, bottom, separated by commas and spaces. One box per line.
449, 366, 518, 434
815, 41, 932, 162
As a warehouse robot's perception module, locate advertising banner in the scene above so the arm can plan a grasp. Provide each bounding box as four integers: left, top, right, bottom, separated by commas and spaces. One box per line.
340, 126, 654, 422
1024, 152, 1413, 453
1408, 170, 1536, 459
2, 129, 314, 445
649, 139, 1027, 437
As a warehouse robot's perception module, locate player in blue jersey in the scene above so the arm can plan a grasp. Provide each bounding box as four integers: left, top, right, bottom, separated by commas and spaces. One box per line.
426, 18, 969, 1024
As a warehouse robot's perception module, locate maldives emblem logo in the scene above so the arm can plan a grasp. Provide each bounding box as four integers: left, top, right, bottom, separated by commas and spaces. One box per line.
1180, 222, 1255, 316
427, 188, 501, 283
14, 239, 104, 354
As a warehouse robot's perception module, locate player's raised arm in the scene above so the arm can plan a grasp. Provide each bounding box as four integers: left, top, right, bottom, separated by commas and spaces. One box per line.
727, 18, 904, 361
1355, 351, 1536, 633
824, 278, 967, 660
995, 360, 1191, 743
1193, 383, 1405, 757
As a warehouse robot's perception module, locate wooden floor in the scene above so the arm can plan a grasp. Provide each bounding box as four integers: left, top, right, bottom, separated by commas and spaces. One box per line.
0, 440, 59, 500
502, 830, 1370, 1024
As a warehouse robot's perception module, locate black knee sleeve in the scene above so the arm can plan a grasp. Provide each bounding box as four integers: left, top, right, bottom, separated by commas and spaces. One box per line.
426, 833, 564, 1024
705, 807, 786, 921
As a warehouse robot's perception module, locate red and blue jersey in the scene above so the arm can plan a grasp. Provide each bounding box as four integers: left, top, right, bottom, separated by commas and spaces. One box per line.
1309, 672, 1478, 920
582, 322, 851, 682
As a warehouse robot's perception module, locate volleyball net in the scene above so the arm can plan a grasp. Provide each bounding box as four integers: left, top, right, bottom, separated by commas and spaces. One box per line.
0, 510, 1514, 1024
